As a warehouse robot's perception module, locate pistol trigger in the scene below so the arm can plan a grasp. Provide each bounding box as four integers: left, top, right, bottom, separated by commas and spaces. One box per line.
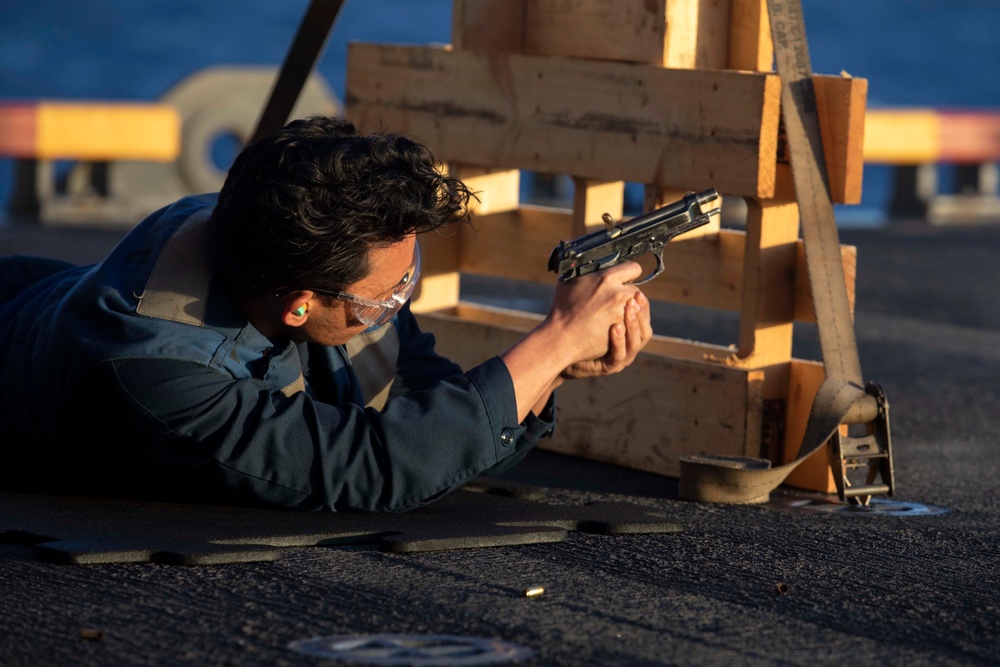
628, 250, 666, 286
652, 248, 665, 277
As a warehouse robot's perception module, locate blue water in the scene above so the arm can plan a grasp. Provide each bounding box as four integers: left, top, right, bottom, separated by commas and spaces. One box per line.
2, 0, 998, 223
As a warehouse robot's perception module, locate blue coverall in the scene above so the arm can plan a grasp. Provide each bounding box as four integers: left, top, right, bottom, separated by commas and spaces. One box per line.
0, 195, 555, 511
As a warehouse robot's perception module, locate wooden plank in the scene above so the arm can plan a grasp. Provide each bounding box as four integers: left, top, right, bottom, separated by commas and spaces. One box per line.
457, 206, 566, 285
411, 228, 462, 313
418, 303, 837, 486
773, 75, 868, 204
664, 0, 731, 69
449, 205, 853, 320
571, 178, 624, 236
416, 303, 762, 477
728, 0, 772, 71
453, 0, 731, 69
644, 228, 747, 312
814, 75, 868, 204
412, 164, 522, 312
0, 102, 180, 161
446, 301, 740, 363
346, 43, 783, 199
737, 198, 799, 366
549, 354, 762, 476
454, 206, 747, 309
451, 164, 522, 216
525, 0, 668, 65
451, 0, 526, 52
781, 358, 836, 492
411, 271, 462, 313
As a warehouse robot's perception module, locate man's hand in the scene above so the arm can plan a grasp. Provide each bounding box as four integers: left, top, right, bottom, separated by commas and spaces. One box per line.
543, 261, 645, 364
501, 261, 654, 422
561, 290, 652, 380
546, 260, 652, 375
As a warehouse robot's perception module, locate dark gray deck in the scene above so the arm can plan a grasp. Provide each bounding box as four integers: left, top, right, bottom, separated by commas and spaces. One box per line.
2, 220, 998, 666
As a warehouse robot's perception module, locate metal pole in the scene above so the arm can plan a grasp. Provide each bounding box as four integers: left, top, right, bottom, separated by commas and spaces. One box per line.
249, 0, 346, 144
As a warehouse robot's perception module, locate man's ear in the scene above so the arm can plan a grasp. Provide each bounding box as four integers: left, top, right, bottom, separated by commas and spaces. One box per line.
281, 292, 313, 328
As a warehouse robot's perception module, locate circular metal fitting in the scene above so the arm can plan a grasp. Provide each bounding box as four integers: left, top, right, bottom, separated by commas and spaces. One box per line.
780, 497, 949, 516
289, 634, 534, 666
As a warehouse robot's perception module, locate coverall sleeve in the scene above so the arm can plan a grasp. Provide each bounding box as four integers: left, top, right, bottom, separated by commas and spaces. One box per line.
302, 304, 555, 460
390, 305, 557, 473
389, 305, 557, 444
67, 352, 551, 512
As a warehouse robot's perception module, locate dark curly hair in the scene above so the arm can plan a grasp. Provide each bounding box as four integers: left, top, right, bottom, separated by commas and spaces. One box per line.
209, 116, 473, 298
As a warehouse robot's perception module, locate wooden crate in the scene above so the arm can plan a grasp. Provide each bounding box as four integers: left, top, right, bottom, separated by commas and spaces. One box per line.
344, 0, 867, 492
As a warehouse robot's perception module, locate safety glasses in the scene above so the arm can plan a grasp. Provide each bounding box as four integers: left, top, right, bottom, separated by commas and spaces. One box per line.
307, 244, 421, 328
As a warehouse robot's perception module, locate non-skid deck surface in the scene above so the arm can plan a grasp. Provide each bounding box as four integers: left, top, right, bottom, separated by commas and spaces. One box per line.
0, 483, 680, 565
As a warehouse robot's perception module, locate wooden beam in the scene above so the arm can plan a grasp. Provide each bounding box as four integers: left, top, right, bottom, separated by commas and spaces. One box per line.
411, 230, 461, 313
416, 302, 840, 489
452, 0, 729, 68
693, 0, 732, 69
772, 74, 868, 204
781, 358, 836, 492
737, 199, 799, 367
418, 303, 837, 490
412, 163, 523, 313
814, 74, 868, 205
571, 178, 624, 236
451, 0, 526, 52
451, 164, 522, 216
456, 206, 566, 285
450, 205, 854, 320
417, 303, 764, 477
346, 43, 782, 199
433, 301, 764, 366
526, 0, 669, 65
728, 0, 772, 71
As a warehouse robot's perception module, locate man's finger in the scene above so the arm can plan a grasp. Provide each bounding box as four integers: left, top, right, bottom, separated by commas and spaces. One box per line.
606, 321, 628, 370
635, 291, 653, 345
621, 293, 651, 364
598, 260, 644, 285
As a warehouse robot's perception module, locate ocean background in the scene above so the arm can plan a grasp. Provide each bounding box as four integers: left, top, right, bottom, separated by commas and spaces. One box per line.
1, 0, 999, 225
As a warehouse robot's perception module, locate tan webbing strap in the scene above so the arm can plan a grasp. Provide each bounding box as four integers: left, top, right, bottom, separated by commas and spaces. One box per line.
680, 0, 885, 504
680, 378, 865, 504
768, 0, 862, 385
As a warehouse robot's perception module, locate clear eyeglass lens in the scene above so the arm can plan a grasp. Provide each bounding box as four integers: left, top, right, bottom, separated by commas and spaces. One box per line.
349, 248, 421, 328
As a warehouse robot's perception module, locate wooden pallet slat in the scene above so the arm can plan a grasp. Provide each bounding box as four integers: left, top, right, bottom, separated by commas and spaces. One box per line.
416, 303, 763, 478
346, 43, 782, 198
410, 205, 855, 323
